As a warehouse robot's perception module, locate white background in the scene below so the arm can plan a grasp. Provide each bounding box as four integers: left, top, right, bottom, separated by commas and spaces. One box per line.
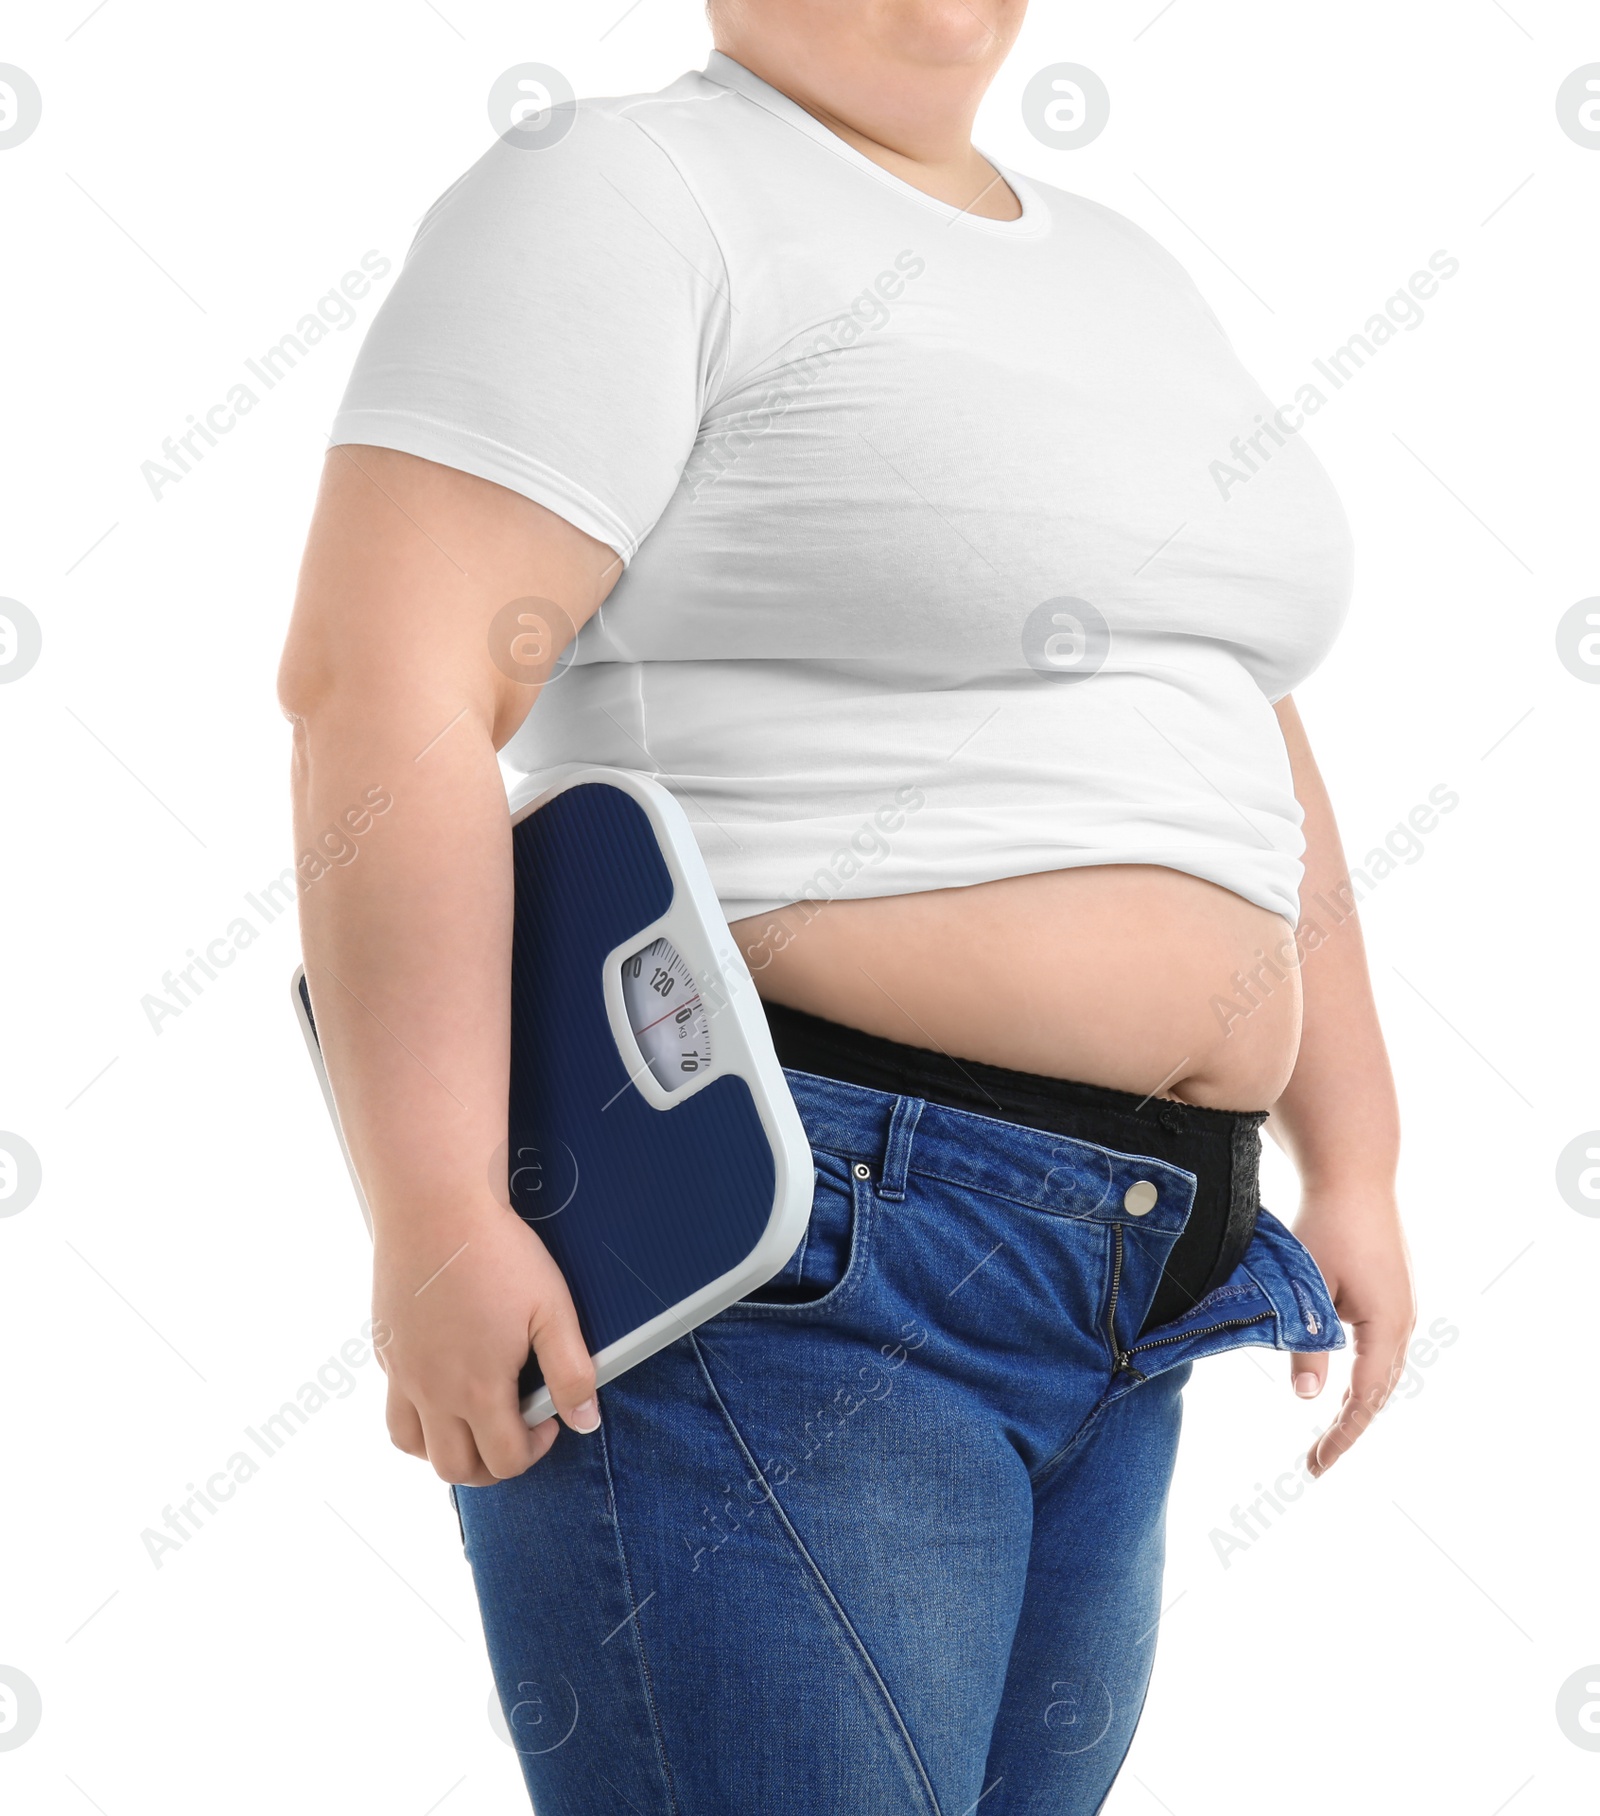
2, 1, 1596, 1811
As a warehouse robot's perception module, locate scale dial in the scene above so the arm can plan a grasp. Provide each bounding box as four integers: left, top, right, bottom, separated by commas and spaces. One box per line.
619, 935, 711, 1091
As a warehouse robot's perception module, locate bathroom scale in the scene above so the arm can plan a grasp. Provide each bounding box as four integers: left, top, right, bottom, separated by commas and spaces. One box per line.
291, 764, 815, 1426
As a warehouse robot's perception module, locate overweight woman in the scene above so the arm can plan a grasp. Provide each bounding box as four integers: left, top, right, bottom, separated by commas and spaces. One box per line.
278, 4, 1415, 1810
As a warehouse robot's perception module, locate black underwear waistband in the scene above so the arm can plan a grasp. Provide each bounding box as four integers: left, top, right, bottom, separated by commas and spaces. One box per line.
761, 997, 1266, 1332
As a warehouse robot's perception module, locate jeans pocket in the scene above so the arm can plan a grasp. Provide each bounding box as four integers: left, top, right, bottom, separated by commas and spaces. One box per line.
725, 1150, 867, 1314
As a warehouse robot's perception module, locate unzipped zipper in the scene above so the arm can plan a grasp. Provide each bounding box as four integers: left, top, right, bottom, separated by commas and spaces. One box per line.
1105, 1222, 1266, 1383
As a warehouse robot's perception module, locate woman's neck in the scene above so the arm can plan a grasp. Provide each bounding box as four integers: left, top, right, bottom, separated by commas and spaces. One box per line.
711, 7, 1024, 220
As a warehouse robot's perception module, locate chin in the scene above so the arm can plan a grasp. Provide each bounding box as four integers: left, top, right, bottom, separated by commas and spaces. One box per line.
867, 0, 1026, 66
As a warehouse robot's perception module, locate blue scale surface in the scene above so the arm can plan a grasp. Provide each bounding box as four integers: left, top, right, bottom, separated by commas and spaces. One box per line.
507, 783, 776, 1401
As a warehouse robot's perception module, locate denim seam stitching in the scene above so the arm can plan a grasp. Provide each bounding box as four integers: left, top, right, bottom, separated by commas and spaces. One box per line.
1237, 1263, 1289, 1348
897, 1163, 1187, 1230
688, 1334, 946, 1816
1100, 1221, 1127, 1373
1183, 1280, 1256, 1310
1029, 1389, 1122, 1490
1025, 1230, 1126, 1487
596, 1417, 683, 1816
1031, 1288, 1186, 1489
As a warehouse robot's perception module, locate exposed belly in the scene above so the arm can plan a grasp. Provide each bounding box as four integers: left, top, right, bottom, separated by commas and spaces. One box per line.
729, 864, 1303, 1112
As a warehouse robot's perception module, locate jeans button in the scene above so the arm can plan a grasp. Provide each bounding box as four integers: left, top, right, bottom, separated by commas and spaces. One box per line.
1123, 1180, 1158, 1216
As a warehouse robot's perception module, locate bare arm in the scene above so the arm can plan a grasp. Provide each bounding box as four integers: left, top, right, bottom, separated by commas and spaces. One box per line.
1270, 695, 1416, 1475
278, 445, 622, 1485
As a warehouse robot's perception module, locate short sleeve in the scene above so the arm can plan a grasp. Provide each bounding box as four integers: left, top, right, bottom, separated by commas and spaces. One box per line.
329, 111, 730, 564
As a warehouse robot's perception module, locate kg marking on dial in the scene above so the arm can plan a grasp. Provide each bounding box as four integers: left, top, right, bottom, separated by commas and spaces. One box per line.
620, 936, 713, 1092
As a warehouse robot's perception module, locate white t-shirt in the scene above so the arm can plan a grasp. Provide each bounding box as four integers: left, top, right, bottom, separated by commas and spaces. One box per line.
330, 50, 1354, 928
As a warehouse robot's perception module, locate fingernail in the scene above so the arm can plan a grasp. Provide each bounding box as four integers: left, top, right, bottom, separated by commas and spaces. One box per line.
569, 1398, 600, 1433
1294, 1372, 1321, 1398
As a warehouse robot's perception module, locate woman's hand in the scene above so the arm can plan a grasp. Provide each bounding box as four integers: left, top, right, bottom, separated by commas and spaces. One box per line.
1288, 1184, 1416, 1477
373, 1202, 599, 1485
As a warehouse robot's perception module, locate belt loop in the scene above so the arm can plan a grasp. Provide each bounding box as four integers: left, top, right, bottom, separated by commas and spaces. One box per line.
876, 1095, 923, 1202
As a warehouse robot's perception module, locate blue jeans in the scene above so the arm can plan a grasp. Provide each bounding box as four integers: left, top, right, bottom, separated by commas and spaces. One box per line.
453, 1069, 1344, 1814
